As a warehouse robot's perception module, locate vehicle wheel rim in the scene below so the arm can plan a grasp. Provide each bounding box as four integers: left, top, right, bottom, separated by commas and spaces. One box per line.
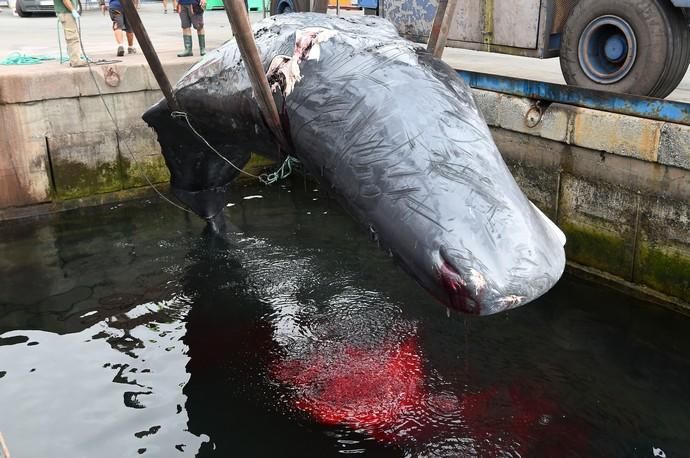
578, 15, 638, 84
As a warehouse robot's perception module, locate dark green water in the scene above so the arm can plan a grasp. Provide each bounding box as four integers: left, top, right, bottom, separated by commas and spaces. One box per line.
1, 181, 689, 457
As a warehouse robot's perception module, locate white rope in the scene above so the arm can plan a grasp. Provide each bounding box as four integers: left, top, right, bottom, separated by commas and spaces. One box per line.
69, 19, 299, 216
170, 110, 299, 186
72, 19, 194, 214
0, 431, 10, 458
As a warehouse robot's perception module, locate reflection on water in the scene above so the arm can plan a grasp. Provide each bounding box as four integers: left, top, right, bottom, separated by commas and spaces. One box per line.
1, 181, 690, 457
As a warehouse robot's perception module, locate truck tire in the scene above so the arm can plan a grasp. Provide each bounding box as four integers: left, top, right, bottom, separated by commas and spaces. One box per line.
278, 2, 293, 13
559, 0, 680, 97
16, 0, 29, 16
650, 0, 690, 98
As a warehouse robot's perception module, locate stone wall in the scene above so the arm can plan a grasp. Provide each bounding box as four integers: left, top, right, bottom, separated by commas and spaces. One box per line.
473, 90, 690, 306
0, 60, 189, 212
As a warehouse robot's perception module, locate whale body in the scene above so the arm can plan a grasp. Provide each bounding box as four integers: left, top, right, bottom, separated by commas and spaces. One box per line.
143, 13, 566, 315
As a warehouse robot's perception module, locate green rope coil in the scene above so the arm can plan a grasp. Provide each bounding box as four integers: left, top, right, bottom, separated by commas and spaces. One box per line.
0, 52, 56, 65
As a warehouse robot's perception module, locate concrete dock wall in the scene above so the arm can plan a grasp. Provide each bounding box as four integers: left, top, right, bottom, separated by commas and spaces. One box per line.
1, 61, 688, 308
473, 90, 690, 306
0, 61, 188, 214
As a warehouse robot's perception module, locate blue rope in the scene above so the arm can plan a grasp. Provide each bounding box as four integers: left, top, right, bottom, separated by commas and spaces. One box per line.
0, 52, 55, 65
259, 156, 300, 185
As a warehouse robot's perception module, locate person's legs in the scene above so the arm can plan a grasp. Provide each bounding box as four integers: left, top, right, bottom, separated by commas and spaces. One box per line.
192, 10, 205, 56
122, 14, 136, 53
113, 29, 124, 45
59, 12, 85, 67
126, 32, 136, 53
196, 26, 205, 56
109, 8, 127, 56
178, 5, 194, 57
163, 0, 168, 12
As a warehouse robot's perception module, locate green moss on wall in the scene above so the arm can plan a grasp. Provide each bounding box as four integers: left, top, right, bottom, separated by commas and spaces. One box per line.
637, 245, 690, 302
52, 159, 123, 200
120, 156, 170, 189
561, 221, 634, 280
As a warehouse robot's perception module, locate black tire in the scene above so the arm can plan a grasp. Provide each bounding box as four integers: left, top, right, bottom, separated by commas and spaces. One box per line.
16, 0, 29, 16
560, 0, 675, 97
279, 3, 293, 13
650, 0, 690, 98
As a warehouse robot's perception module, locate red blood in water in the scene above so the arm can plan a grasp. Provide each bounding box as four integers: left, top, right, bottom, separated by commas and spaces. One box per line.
273, 336, 588, 455
274, 337, 423, 428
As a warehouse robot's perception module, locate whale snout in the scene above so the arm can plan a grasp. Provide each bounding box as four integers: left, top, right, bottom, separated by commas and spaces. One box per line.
435, 209, 566, 316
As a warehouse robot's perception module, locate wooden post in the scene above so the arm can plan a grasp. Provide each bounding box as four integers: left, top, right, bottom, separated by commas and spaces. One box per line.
120, 0, 179, 110
221, 0, 291, 153
427, 0, 459, 58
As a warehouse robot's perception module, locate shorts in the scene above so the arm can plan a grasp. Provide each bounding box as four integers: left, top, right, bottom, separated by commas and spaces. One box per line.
179, 3, 204, 30
109, 7, 128, 32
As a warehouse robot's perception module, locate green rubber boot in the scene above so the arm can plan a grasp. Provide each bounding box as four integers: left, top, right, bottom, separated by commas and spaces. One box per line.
177, 35, 193, 57
198, 34, 206, 56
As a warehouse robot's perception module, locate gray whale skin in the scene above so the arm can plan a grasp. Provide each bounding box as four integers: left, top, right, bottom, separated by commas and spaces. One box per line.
142, 13, 566, 316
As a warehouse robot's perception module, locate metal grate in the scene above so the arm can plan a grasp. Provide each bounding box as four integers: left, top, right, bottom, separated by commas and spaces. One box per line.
551, 0, 579, 34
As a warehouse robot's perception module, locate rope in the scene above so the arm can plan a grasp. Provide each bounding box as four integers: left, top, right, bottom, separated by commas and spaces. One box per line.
58, 18, 65, 63
0, 431, 10, 458
62, 16, 298, 216
57, 17, 118, 65
262, 154, 300, 185
69, 17, 195, 214
170, 111, 300, 186
0, 52, 55, 65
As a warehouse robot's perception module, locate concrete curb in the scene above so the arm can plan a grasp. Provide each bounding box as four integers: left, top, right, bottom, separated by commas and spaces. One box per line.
473, 89, 690, 172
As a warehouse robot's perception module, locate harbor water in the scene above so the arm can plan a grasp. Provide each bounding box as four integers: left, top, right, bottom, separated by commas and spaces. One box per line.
1, 181, 689, 457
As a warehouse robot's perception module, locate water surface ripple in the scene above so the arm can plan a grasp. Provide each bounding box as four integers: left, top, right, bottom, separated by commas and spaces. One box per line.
1, 183, 689, 457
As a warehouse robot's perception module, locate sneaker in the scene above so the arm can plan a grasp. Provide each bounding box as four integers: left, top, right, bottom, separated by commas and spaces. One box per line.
70, 60, 88, 68
117, 45, 124, 57
127, 47, 137, 54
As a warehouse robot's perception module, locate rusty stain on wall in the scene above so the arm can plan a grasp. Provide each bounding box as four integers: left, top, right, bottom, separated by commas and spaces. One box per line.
0, 104, 51, 207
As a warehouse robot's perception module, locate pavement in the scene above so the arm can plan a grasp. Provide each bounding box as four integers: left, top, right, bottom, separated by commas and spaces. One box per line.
0, 1, 250, 64
0, 2, 688, 102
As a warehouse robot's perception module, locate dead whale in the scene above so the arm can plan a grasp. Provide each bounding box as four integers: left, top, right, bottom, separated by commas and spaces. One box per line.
143, 13, 566, 316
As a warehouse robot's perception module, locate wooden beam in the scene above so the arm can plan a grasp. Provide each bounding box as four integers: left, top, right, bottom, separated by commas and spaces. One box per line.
120, 0, 178, 110
427, 0, 459, 58
221, 0, 292, 153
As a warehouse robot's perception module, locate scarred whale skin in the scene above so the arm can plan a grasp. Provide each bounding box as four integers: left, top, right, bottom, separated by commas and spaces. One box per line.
143, 13, 566, 316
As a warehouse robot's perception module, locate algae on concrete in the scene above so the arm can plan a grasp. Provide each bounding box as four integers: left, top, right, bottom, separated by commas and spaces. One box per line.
561, 221, 635, 281
120, 156, 170, 189
52, 159, 124, 200
637, 245, 690, 303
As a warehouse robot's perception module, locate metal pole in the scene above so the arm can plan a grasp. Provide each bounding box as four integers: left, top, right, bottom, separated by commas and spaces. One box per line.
336, 0, 339, 16
120, 0, 178, 110
427, 0, 458, 58
221, 0, 291, 153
